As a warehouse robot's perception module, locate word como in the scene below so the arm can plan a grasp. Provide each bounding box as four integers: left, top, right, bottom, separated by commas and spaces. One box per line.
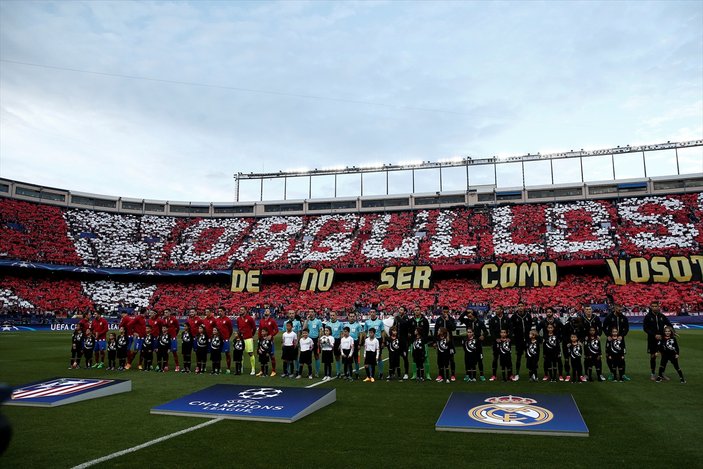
606, 256, 703, 285
481, 262, 558, 289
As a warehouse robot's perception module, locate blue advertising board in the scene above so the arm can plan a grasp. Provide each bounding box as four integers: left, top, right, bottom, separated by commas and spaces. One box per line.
5, 377, 132, 407
151, 385, 336, 423
436, 393, 588, 437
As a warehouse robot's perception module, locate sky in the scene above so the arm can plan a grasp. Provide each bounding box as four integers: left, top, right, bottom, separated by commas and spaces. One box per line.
0, 0, 701, 203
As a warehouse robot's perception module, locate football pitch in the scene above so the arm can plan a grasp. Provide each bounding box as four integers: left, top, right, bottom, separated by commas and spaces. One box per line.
1, 331, 701, 468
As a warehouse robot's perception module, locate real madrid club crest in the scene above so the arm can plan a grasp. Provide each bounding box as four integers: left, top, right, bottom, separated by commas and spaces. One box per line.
468, 395, 554, 427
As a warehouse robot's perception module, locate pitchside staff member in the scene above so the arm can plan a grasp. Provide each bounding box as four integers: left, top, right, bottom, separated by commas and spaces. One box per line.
458, 309, 488, 381
510, 302, 532, 381
488, 306, 510, 381
643, 301, 672, 381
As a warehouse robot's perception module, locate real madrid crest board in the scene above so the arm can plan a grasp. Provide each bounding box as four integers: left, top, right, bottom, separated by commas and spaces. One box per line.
436, 393, 589, 436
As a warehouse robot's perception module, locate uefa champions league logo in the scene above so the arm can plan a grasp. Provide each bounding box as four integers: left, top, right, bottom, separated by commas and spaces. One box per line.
238, 388, 284, 400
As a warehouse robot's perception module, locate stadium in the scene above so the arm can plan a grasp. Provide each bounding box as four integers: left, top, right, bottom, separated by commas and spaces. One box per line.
1, 140, 702, 467
1, 2, 702, 468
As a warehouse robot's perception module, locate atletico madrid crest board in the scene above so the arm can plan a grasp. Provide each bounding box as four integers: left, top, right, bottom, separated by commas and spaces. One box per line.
5, 378, 132, 407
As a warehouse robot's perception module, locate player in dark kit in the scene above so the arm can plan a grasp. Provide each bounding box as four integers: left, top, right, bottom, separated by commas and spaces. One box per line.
181, 326, 193, 373
434, 307, 457, 381
525, 330, 541, 382
70, 324, 84, 369
606, 327, 627, 381
210, 328, 223, 375
603, 304, 629, 339
458, 309, 488, 381
411, 329, 426, 381
643, 301, 672, 381
156, 325, 170, 372
560, 315, 583, 381
497, 329, 513, 381
82, 329, 95, 369
106, 333, 117, 370
194, 324, 209, 374
584, 326, 605, 382
116, 327, 128, 370
657, 326, 685, 383
232, 331, 245, 375
386, 326, 402, 380
510, 302, 532, 381
538, 307, 562, 381
141, 326, 155, 371
580, 306, 601, 340
435, 327, 454, 383
257, 329, 273, 377
392, 307, 411, 379
543, 323, 561, 382
488, 306, 510, 381
463, 328, 482, 382
567, 333, 586, 382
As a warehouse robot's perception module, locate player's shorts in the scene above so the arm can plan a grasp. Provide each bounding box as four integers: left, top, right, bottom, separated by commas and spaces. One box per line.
514, 341, 526, 353
364, 351, 377, 365
269, 341, 275, 355
310, 337, 319, 351
170, 338, 178, 353
282, 345, 297, 361
352, 340, 359, 359
299, 350, 313, 365
95, 339, 106, 351
244, 338, 254, 354
221, 340, 230, 353
332, 338, 341, 357
647, 337, 658, 354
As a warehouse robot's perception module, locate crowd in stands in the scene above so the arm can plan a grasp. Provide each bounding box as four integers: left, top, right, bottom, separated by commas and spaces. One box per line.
1, 193, 701, 320
1, 274, 701, 320
1, 193, 701, 271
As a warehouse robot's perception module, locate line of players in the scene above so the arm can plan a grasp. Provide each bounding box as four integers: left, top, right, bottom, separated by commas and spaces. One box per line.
68, 301, 686, 384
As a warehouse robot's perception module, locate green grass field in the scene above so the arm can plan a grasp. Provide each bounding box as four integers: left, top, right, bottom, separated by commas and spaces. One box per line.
1, 330, 702, 468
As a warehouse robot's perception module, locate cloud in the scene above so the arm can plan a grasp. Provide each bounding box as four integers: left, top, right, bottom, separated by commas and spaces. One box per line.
0, 0, 701, 202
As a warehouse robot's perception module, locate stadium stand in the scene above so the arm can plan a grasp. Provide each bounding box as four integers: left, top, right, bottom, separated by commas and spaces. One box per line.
1, 193, 701, 270
1, 190, 702, 316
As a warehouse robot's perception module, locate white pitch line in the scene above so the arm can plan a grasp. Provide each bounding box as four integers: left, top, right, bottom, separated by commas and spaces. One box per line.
71, 418, 223, 469
306, 377, 335, 388
305, 357, 389, 388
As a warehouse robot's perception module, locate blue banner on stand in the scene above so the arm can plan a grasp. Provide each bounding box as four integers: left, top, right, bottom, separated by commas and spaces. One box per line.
436, 393, 588, 437
6, 378, 131, 407
151, 385, 336, 423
